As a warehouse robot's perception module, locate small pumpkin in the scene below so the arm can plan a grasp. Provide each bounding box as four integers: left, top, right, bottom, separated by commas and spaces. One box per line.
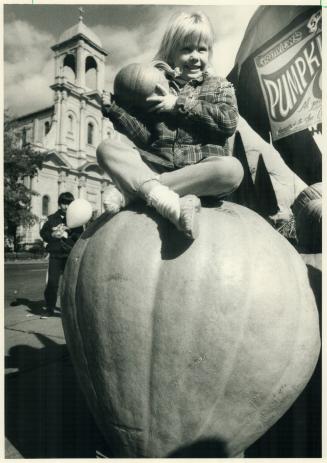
61, 202, 320, 458
292, 183, 322, 253
113, 62, 170, 109
292, 182, 322, 217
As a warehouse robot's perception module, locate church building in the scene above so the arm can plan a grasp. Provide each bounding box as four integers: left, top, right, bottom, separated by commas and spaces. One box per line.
14, 11, 116, 245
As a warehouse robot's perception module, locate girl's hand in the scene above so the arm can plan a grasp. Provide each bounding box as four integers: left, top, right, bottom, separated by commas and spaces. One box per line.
102, 91, 114, 117
146, 84, 177, 113
102, 90, 113, 107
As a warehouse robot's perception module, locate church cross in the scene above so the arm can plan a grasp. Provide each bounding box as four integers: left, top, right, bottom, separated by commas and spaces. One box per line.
78, 7, 85, 22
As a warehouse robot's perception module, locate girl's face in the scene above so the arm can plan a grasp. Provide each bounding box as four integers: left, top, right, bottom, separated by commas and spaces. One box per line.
173, 40, 209, 81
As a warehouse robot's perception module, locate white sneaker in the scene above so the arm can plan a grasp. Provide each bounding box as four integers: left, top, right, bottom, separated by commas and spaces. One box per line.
179, 195, 201, 239
147, 184, 201, 239
103, 185, 129, 214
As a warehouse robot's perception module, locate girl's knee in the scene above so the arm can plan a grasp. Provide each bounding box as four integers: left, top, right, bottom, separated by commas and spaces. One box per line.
226, 157, 244, 190
211, 156, 243, 189
96, 137, 138, 168
96, 138, 121, 166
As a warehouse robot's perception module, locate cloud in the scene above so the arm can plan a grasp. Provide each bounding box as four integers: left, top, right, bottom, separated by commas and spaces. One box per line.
94, 19, 165, 91
4, 6, 258, 115
4, 20, 53, 66
5, 74, 54, 116
94, 25, 148, 66
97, 4, 258, 91
4, 20, 55, 115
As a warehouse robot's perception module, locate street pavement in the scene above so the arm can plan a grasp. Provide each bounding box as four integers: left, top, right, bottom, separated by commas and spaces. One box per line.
4, 260, 105, 458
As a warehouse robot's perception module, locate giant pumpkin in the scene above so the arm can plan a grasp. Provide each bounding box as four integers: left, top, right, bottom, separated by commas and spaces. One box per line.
61, 202, 320, 458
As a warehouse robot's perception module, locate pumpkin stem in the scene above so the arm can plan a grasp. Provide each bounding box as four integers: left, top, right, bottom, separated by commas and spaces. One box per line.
152, 60, 180, 79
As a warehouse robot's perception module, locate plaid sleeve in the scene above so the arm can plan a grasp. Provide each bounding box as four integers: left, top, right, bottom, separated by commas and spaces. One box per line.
175, 79, 239, 137
103, 101, 151, 148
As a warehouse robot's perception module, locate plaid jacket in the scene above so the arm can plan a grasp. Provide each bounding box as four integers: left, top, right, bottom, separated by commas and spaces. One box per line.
103, 72, 239, 170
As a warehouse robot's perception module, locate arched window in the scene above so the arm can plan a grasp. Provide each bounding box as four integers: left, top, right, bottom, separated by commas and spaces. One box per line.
22, 128, 27, 146
42, 195, 50, 216
44, 121, 50, 135
87, 122, 94, 145
68, 114, 74, 133
85, 56, 97, 89
63, 53, 76, 83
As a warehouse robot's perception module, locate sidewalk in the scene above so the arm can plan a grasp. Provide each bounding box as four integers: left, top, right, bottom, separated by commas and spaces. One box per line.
4, 292, 100, 458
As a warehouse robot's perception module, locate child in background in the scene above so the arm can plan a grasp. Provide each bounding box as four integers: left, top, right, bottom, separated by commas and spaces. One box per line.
98, 11, 243, 239
40, 192, 83, 317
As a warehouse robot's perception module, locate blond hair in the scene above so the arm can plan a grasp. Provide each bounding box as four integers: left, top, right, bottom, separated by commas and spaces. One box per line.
154, 11, 215, 69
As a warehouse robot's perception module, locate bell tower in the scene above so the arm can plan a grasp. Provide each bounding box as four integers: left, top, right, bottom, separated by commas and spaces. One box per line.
18, 8, 113, 245
51, 7, 107, 93
46, 9, 111, 163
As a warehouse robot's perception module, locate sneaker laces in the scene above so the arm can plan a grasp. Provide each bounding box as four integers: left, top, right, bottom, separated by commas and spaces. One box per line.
146, 184, 180, 225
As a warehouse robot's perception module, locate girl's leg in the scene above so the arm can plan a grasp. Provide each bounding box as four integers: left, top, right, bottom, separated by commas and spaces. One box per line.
96, 138, 201, 239
159, 156, 244, 198
97, 137, 160, 198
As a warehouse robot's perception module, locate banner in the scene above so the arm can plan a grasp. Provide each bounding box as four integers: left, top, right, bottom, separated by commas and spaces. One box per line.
254, 10, 322, 141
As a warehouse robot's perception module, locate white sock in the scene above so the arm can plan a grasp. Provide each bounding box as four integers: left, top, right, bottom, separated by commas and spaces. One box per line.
147, 184, 180, 223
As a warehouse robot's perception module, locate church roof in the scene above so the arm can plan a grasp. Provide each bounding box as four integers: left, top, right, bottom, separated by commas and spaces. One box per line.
15, 106, 54, 122
58, 19, 102, 48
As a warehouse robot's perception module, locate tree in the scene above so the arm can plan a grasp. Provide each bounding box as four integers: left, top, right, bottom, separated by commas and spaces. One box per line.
4, 109, 45, 251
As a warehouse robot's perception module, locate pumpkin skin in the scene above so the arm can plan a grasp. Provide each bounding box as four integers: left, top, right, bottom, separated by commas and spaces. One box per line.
292, 183, 322, 253
61, 202, 320, 458
114, 62, 170, 110
292, 182, 322, 216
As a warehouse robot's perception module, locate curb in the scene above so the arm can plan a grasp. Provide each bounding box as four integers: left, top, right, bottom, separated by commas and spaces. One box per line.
5, 259, 49, 265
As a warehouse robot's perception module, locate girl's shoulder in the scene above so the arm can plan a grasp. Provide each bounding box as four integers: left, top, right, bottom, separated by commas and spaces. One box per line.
203, 72, 234, 89
199, 73, 235, 95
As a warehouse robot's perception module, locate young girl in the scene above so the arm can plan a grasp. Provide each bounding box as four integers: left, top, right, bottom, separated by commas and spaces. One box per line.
98, 11, 243, 239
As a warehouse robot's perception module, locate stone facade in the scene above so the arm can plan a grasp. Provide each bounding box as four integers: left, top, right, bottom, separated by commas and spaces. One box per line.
14, 15, 116, 245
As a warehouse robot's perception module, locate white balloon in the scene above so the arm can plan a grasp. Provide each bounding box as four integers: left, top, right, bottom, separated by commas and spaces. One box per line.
66, 199, 93, 228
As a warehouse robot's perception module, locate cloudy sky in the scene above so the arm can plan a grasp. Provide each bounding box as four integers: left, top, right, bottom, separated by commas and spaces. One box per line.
4, 4, 258, 117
